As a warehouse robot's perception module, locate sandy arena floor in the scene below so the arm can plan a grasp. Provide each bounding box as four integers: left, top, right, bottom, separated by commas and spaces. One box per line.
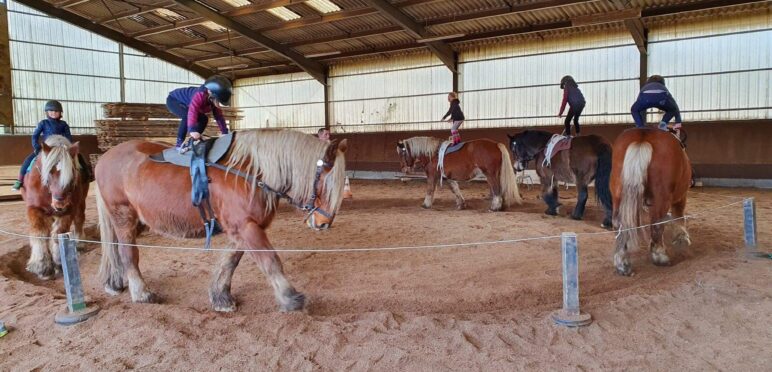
0, 180, 770, 370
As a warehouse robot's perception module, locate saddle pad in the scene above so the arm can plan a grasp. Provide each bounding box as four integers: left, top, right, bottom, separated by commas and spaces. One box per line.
149, 133, 234, 167
436, 140, 467, 185
543, 135, 572, 167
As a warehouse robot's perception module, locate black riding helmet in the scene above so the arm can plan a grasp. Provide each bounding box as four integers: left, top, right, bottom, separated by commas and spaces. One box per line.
203, 75, 233, 106
560, 75, 577, 89
44, 100, 63, 112
647, 75, 665, 85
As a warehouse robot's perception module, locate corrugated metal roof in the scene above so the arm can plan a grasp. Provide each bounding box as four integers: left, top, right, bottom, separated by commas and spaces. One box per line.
29, 0, 771, 78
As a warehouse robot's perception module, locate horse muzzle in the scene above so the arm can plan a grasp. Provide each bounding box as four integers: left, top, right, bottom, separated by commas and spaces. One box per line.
305, 211, 333, 230
514, 161, 526, 172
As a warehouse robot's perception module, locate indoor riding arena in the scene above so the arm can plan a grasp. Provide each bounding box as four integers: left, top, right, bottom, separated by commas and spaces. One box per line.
0, 0, 770, 370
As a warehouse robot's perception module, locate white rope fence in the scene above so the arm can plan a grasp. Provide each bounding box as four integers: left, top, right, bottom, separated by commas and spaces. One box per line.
0, 197, 748, 253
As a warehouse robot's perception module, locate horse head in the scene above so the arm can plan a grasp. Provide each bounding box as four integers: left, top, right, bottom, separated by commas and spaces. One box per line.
305, 139, 348, 230
396, 141, 415, 174
508, 132, 535, 172
39, 135, 81, 214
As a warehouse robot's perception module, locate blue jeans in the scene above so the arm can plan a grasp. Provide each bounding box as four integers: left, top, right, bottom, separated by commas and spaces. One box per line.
167, 95, 208, 147
18, 152, 36, 181
631, 92, 682, 127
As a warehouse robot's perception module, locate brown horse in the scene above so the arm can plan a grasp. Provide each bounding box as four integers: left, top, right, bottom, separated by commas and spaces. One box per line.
509, 130, 613, 228
611, 128, 692, 276
20, 135, 89, 279
397, 137, 521, 211
95, 129, 347, 312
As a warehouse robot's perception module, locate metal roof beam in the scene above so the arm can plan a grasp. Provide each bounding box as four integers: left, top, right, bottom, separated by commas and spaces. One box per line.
362, 0, 456, 72
14, 0, 213, 77
96, 1, 177, 24
173, 0, 326, 84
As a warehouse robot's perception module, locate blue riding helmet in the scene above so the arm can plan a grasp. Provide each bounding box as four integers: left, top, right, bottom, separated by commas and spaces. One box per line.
203, 75, 233, 106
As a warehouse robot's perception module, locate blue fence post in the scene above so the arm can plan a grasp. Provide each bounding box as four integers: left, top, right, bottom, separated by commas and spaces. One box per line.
551, 232, 592, 327
55, 233, 100, 325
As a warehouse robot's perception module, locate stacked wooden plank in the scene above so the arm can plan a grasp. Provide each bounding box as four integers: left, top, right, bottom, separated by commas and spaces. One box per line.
95, 103, 242, 152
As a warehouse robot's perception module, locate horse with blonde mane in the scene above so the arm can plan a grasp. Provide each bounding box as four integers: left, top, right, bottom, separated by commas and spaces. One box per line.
20, 135, 89, 279
95, 129, 347, 312
611, 128, 692, 276
397, 137, 521, 211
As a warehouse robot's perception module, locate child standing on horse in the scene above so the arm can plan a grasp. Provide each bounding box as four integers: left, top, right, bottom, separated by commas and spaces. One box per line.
557, 75, 586, 136
166, 75, 233, 151
12, 100, 92, 191
442, 92, 464, 145
631, 75, 683, 131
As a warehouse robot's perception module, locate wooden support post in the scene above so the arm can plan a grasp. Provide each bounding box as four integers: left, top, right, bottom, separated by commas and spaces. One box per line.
0, 0, 14, 133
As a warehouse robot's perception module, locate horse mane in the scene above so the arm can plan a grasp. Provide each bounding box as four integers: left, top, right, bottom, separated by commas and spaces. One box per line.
40, 135, 78, 188
226, 129, 346, 214
402, 136, 442, 160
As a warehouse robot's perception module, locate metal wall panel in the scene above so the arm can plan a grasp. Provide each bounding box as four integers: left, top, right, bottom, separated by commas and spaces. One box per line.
7, 0, 205, 133
328, 52, 453, 133
648, 13, 771, 122
460, 29, 638, 128
234, 72, 325, 131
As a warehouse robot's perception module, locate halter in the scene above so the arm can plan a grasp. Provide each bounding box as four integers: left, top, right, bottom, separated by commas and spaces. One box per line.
207, 158, 334, 221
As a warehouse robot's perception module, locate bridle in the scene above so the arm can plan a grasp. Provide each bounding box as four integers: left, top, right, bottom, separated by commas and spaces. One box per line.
207, 158, 334, 221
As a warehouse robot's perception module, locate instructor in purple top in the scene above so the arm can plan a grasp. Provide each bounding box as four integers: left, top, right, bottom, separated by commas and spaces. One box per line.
167, 75, 233, 149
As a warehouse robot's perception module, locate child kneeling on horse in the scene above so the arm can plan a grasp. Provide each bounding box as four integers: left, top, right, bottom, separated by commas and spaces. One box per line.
631, 75, 683, 132
167, 75, 232, 151
12, 100, 92, 191
442, 92, 464, 145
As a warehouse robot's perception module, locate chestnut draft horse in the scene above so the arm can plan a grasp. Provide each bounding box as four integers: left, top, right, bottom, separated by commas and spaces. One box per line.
95, 129, 348, 312
509, 130, 613, 228
397, 137, 521, 211
20, 135, 89, 279
611, 128, 692, 276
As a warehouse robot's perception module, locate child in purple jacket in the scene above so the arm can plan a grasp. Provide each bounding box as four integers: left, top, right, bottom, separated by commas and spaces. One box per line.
167, 75, 233, 150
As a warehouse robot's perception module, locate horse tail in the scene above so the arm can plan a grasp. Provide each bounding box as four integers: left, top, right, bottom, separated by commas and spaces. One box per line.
96, 184, 124, 293
497, 143, 522, 206
594, 142, 613, 214
617, 141, 652, 249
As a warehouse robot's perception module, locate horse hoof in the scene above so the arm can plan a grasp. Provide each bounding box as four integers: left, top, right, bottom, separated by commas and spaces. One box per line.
104, 284, 124, 296
601, 219, 613, 229
651, 253, 671, 267
280, 289, 306, 312
672, 234, 692, 249
544, 209, 558, 216
133, 291, 161, 304
210, 291, 237, 312
421, 204, 431, 209
615, 266, 633, 276
570, 214, 583, 221
456, 203, 466, 210
27, 260, 56, 280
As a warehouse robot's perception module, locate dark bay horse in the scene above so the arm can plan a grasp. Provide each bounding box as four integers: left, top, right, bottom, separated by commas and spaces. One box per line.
397, 137, 521, 211
96, 129, 348, 312
20, 135, 89, 279
611, 128, 692, 276
509, 130, 613, 227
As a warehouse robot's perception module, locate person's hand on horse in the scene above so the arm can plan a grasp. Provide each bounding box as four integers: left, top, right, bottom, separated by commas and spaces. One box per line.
190, 132, 202, 141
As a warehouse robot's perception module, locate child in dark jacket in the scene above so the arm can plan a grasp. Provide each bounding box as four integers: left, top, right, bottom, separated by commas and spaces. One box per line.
12, 100, 92, 191
442, 92, 465, 145
557, 75, 586, 136
631, 75, 682, 131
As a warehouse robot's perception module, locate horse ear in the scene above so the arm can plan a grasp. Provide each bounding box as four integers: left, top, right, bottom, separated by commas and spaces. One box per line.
324, 139, 341, 163
41, 140, 51, 153
337, 139, 348, 153
506, 134, 514, 140
69, 141, 80, 158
